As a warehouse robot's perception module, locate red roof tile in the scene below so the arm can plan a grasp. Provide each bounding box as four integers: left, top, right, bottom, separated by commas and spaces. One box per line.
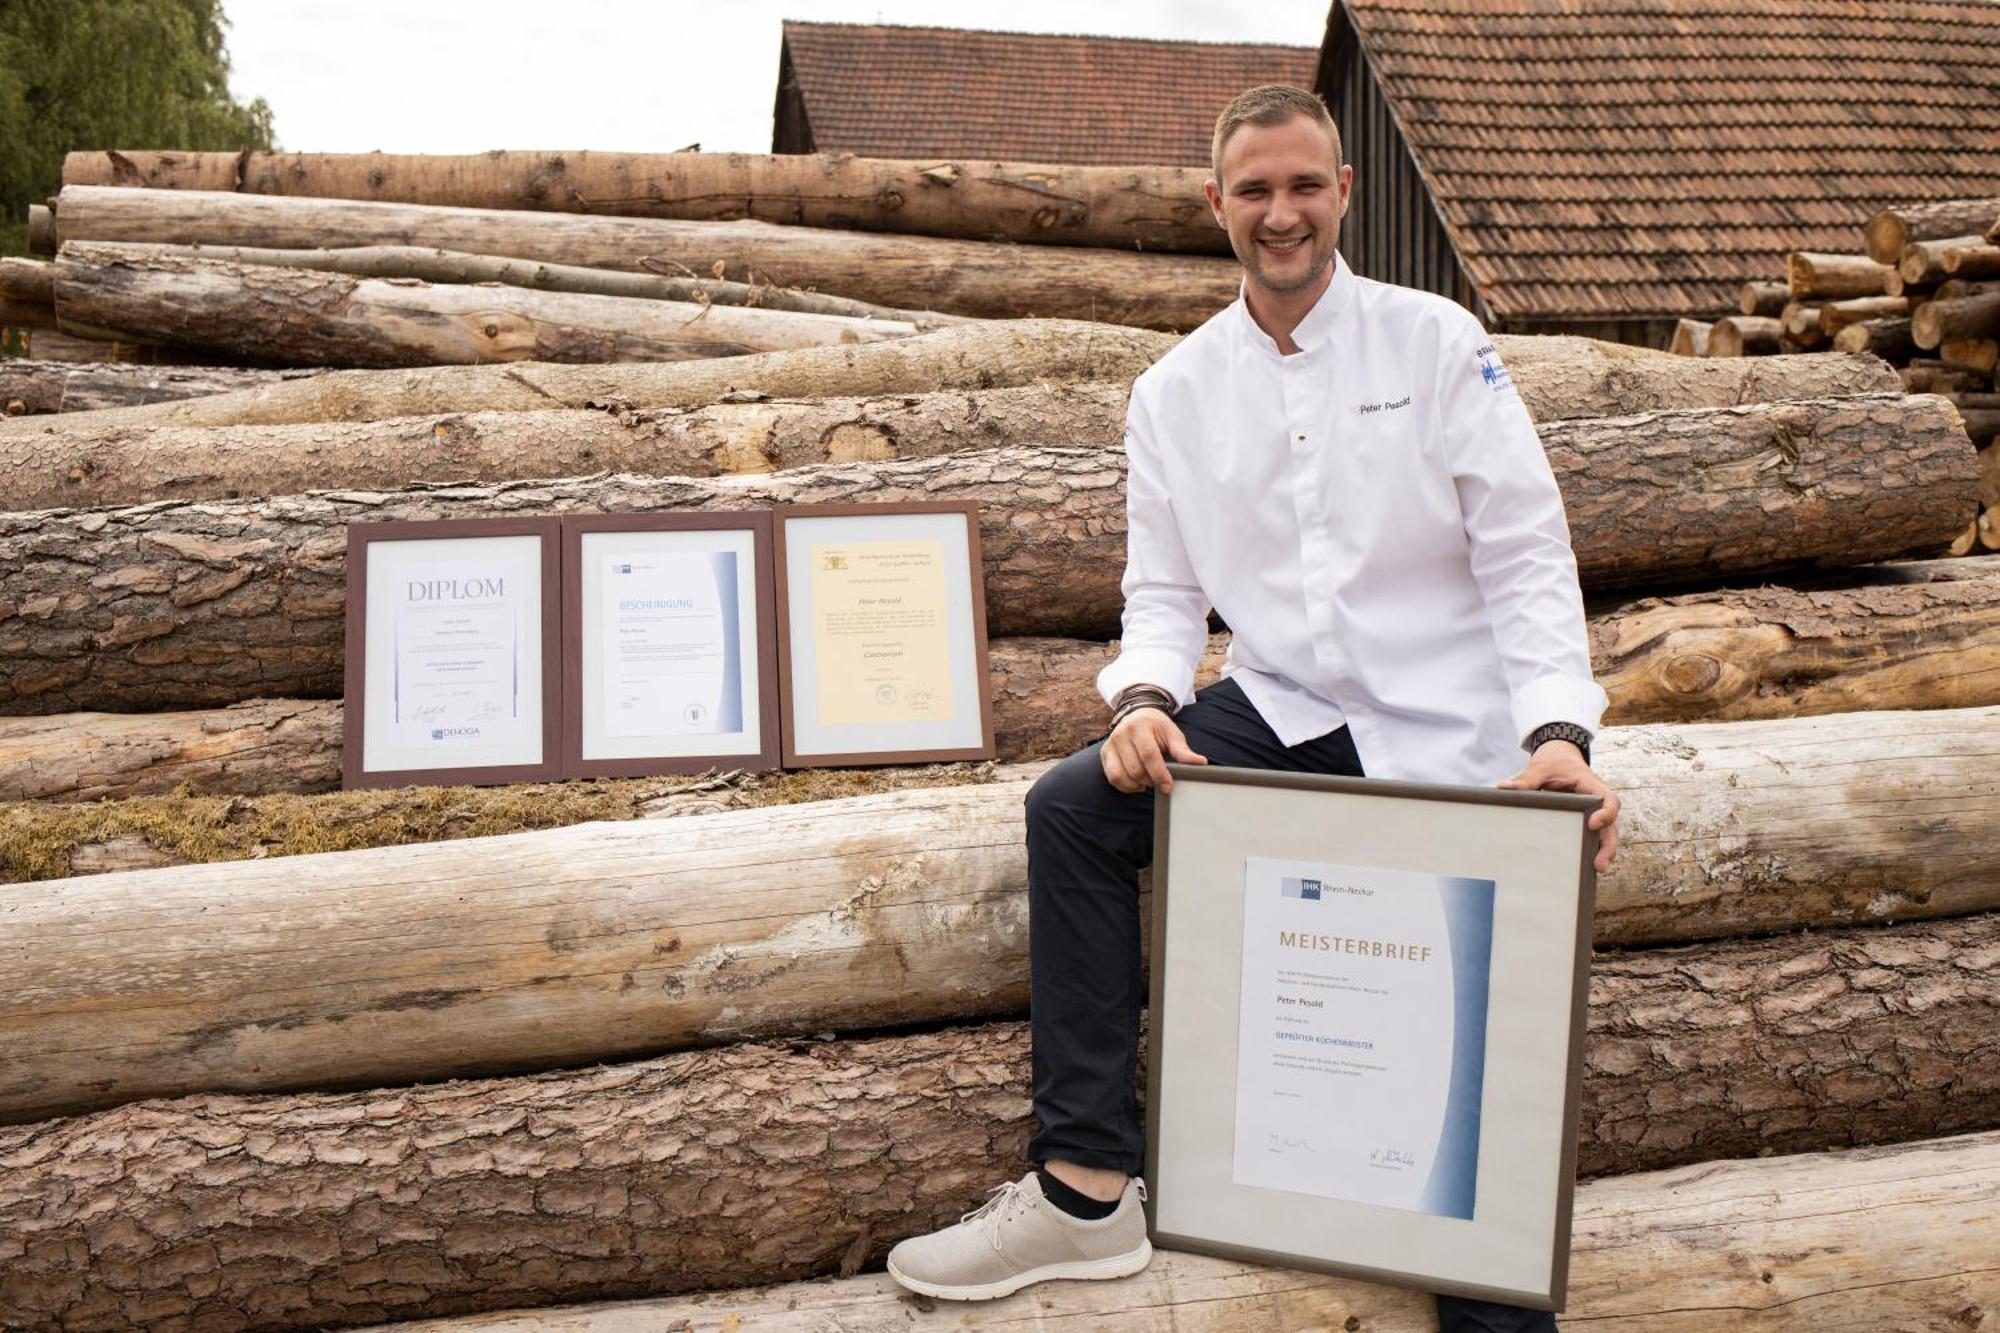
780, 21, 1318, 166
1332, 0, 2000, 319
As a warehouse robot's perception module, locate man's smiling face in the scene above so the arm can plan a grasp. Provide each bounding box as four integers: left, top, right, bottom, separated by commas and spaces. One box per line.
1205, 113, 1353, 298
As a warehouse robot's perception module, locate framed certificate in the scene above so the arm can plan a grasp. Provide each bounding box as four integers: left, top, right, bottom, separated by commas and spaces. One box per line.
561, 512, 780, 778
1146, 765, 1600, 1311
343, 517, 562, 789
773, 502, 995, 767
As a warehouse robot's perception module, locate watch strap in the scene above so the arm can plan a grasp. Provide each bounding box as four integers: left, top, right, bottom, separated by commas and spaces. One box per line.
1525, 720, 1592, 764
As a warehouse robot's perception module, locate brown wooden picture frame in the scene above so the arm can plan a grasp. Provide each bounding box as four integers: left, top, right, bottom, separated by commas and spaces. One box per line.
772, 501, 996, 768
342, 516, 564, 790
559, 511, 781, 779
1145, 764, 1600, 1311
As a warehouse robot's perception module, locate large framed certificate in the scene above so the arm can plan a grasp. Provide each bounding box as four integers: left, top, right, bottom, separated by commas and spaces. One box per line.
1146, 765, 1600, 1310
343, 517, 562, 789
773, 502, 994, 767
561, 512, 780, 778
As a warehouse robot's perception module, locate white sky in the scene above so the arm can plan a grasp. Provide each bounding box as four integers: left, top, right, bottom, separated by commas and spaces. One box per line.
222, 1, 1329, 154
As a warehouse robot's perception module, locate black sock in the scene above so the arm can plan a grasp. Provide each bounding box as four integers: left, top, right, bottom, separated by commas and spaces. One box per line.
1036, 1167, 1120, 1220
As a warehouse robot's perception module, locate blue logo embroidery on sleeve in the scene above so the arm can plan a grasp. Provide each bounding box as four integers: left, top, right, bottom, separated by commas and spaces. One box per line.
1475, 343, 1514, 394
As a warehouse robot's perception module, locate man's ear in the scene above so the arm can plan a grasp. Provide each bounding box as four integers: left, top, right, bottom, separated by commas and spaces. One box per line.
1203, 177, 1226, 228
1336, 164, 1354, 220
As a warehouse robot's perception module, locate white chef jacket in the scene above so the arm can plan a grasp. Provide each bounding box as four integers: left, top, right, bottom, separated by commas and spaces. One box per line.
1095, 253, 1607, 787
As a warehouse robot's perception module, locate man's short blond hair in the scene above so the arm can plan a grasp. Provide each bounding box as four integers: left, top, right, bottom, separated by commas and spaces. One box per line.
1211, 85, 1343, 182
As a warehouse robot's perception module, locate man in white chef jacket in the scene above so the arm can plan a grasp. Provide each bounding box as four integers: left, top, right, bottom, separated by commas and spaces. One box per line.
887, 86, 1621, 1331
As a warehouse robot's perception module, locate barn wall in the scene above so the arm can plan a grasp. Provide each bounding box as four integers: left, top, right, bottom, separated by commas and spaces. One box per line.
771, 44, 815, 154
1321, 16, 1477, 317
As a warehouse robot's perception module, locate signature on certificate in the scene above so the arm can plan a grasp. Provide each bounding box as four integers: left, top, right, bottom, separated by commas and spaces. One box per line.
1369, 1147, 1418, 1169
1267, 1133, 1317, 1154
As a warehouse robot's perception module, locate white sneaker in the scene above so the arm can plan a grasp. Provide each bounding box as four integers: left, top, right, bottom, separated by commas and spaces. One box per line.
886, 1171, 1153, 1301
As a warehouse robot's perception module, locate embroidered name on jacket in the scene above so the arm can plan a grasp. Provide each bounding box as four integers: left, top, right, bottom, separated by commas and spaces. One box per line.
1357, 395, 1412, 415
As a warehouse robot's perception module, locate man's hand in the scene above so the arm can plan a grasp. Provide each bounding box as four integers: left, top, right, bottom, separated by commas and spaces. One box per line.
1499, 740, 1621, 873
1101, 707, 1208, 794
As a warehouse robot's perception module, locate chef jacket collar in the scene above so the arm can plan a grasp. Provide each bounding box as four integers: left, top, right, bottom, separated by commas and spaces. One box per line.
1235, 251, 1354, 357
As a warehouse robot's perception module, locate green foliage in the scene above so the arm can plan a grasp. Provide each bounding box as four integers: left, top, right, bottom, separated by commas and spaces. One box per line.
0, 0, 274, 253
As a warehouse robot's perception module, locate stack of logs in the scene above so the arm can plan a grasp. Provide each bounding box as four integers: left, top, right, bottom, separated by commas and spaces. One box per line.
1675, 196, 2000, 554
0, 151, 1996, 1331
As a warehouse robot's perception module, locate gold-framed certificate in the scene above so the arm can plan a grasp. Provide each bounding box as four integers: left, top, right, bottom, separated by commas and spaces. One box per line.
1147, 765, 1599, 1310
772, 502, 994, 767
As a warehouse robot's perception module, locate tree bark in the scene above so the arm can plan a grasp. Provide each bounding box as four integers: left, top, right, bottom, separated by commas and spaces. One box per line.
1944, 243, 2000, 279
0, 318, 1174, 431
1667, 318, 1709, 356
0, 398, 1978, 713
12, 558, 2000, 806
1832, 316, 1916, 359
0, 915, 1995, 1331
1817, 294, 1909, 335
0, 449, 1131, 712
1588, 557, 2000, 723
0, 327, 1897, 435
0, 382, 1130, 511
0, 344, 1906, 511
1737, 281, 1787, 317
1865, 197, 2000, 263
369, 1131, 2000, 1333
53, 248, 915, 370
0, 699, 342, 803
1786, 252, 1892, 301
62, 149, 1233, 255
67, 241, 965, 329
0, 360, 315, 416
0, 1021, 1041, 1333
1778, 303, 1823, 348
0, 258, 54, 305
0, 626, 1152, 803
6, 706, 2000, 1124
0, 298, 57, 330
1705, 315, 1781, 356
1914, 291, 2000, 350
26, 203, 54, 256
1902, 360, 1992, 394
1937, 277, 2000, 303
52, 186, 1243, 330
1543, 393, 1976, 587
1943, 337, 2000, 373
1899, 236, 1988, 285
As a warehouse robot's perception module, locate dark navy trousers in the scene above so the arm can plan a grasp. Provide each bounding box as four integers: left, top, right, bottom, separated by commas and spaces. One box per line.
1024, 676, 1557, 1333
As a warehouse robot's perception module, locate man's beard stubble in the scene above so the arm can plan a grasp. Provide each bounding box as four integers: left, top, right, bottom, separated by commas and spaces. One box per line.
1238, 234, 1339, 295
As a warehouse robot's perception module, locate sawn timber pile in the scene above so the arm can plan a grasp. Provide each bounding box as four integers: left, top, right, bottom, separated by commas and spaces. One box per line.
1, 918, 1995, 1331
5, 704, 1998, 1121
0, 345, 1906, 511
0, 399, 1977, 714
7, 558, 1999, 804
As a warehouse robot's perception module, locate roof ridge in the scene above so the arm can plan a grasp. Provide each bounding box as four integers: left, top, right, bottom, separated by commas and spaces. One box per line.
781, 19, 1314, 55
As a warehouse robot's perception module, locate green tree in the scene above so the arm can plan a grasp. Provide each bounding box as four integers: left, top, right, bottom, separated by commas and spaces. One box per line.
0, 0, 274, 255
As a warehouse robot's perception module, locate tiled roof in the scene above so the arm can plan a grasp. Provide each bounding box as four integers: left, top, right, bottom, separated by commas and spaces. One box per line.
780, 22, 1318, 165
1328, 0, 2000, 320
